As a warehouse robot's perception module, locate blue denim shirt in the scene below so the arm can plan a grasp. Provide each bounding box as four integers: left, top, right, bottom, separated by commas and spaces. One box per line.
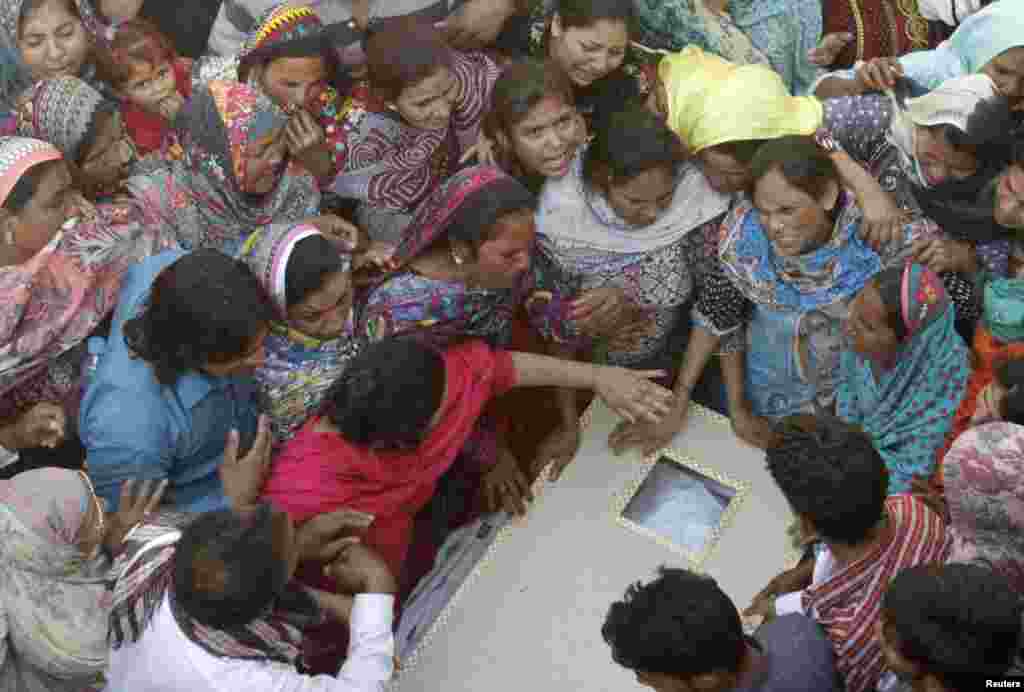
79, 250, 260, 513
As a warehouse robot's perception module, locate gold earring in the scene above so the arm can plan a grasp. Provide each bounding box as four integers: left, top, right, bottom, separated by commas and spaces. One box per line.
450, 246, 465, 266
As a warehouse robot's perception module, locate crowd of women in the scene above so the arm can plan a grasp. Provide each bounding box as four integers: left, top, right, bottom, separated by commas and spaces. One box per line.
1, 0, 1024, 689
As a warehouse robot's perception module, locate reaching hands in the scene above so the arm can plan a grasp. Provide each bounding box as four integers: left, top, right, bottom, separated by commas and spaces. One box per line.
531, 422, 583, 481
295, 508, 374, 562
1, 402, 66, 450
592, 366, 674, 424
730, 405, 781, 449
807, 32, 853, 67
571, 287, 644, 341
105, 479, 168, 552
325, 542, 398, 595
481, 446, 533, 515
858, 189, 909, 251
911, 238, 977, 274
608, 396, 689, 457
855, 57, 904, 92
219, 415, 273, 510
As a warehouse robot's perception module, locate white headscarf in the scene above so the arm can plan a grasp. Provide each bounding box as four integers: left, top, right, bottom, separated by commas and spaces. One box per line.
0, 469, 109, 690
887, 73, 1002, 188
535, 149, 731, 257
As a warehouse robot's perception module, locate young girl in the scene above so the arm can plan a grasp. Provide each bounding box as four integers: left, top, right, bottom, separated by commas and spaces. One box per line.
92, 17, 191, 155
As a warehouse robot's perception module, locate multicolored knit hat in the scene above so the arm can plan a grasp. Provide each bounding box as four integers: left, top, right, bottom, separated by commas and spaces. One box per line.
238, 3, 327, 66
14, 76, 116, 163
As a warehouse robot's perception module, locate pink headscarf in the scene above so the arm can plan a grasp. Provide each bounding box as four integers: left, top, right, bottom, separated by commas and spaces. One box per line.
943, 421, 1024, 592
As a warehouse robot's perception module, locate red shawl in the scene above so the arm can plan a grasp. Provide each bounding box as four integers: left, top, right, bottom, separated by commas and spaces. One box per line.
802, 495, 949, 692
262, 340, 517, 578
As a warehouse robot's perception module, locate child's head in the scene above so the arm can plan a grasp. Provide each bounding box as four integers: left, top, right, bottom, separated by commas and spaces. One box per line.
93, 18, 181, 119
322, 338, 446, 450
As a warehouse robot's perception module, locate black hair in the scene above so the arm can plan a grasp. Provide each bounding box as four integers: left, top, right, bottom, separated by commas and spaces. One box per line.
483, 59, 576, 178
555, 0, 634, 32
19, 0, 80, 31
602, 567, 746, 678
709, 139, 768, 166
123, 249, 275, 386
172, 503, 290, 630
749, 135, 839, 201
994, 357, 1024, 425
322, 337, 446, 450
583, 104, 687, 189
444, 176, 535, 253
882, 563, 1023, 688
284, 234, 345, 309
766, 415, 888, 544
872, 266, 909, 342
2, 157, 61, 213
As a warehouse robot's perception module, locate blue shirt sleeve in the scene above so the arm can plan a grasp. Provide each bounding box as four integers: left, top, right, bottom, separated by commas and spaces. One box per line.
80, 382, 174, 511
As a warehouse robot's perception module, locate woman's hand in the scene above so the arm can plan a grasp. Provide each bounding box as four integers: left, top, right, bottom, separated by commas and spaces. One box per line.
1, 403, 66, 450
743, 562, 813, 618
859, 188, 908, 251
219, 414, 273, 510
286, 110, 333, 180
436, 0, 518, 50
807, 32, 854, 67
531, 421, 583, 481
459, 132, 496, 166
572, 287, 641, 340
105, 479, 168, 553
730, 405, 780, 449
855, 56, 904, 92
303, 214, 365, 251
354, 241, 398, 272
608, 396, 689, 457
481, 447, 533, 515
295, 508, 373, 562
593, 366, 675, 424
911, 238, 977, 274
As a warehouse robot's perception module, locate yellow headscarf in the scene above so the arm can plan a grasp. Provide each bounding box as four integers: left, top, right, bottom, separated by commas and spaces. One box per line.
659, 46, 824, 153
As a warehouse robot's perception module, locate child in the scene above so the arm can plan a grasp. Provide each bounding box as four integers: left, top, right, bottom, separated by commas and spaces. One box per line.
93, 18, 192, 156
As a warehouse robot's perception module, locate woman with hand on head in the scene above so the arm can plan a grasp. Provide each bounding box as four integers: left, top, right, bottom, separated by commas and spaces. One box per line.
193, 4, 351, 187
331, 16, 500, 243
717, 136, 972, 447
527, 105, 744, 468
0, 136, 173, 479
821, 74, 1018, 279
